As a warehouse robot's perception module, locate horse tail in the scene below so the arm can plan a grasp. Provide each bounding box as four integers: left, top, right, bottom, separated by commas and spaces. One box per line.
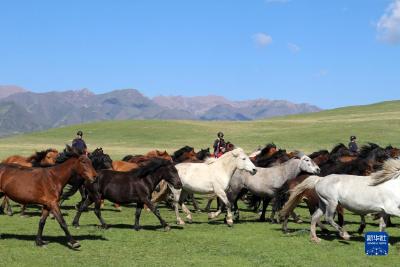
279, 175, 321, 219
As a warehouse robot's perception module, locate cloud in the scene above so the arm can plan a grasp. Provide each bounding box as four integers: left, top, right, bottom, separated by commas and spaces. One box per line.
253, 33, 272, 47
377, 0, 400, 44
265, 0, 290, 4
287, 42, 300, 53
315, 69, 328, 78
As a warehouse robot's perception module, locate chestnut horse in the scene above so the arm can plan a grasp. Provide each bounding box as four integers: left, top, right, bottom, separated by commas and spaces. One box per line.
1, 148, 59, 216
2, 148, 59, 167
0, 147, 97, 248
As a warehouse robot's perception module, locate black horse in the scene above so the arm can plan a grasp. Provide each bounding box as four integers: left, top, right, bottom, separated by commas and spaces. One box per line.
196, 148, 211, 160
60, 148, 113, 208
72, 158, 182, 231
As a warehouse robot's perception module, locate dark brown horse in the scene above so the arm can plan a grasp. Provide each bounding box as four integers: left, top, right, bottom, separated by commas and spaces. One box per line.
0, 147, 97, 248
72, 158, 182, 231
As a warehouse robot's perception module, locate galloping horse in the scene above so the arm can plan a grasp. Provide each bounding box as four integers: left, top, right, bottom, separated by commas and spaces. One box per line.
2, 148, 59, 167
1, 148, 59, 216
0, 146, 97, 248
170, 148, 257, 226
286, 158, 400, 243
227, 153, 320, 222
72, 158, 182, 231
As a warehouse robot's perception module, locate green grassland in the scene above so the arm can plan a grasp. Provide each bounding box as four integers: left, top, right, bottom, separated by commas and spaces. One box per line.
0, 100, 400, 266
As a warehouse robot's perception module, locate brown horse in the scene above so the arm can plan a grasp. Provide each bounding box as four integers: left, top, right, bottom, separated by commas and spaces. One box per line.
2, 148, 59, 167
1, 148, 60, 216
0, 148, 97, 248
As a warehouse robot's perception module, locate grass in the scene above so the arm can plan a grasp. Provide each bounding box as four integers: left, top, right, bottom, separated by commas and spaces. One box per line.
0, 100, 400, 266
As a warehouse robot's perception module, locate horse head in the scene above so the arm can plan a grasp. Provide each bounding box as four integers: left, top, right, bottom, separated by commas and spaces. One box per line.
231, 148, 257, 175
297, 154, 320, 174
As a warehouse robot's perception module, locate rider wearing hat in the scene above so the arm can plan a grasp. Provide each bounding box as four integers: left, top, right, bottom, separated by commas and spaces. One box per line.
72, 130, 87, 154
213, 132, 226, 158
348, 135, 358, 155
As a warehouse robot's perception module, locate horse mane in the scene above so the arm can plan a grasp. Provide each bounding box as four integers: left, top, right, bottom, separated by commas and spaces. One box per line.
122, 155, 135, 161
385, 145, 394, 150
255, 149, 288, 167
370, 159, 400, 186
56, 145, 81, 164
28, 148, 58, 164
308, 150, 329, 159
129, 158, 171, 178
173, 146, 194, 160
260, 143, 277, 155
359, 143, 381, 159
196, 148, 210, 160
330, 143, 347, 154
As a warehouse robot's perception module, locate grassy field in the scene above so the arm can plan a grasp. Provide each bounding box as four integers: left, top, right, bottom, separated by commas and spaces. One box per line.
0, 100, 400, 266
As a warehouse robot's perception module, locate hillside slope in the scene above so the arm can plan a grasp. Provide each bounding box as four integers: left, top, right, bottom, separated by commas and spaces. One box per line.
0, 100, 398, 159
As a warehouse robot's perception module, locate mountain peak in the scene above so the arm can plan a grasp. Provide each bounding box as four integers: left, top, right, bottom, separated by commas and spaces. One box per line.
0, 85, 27, 99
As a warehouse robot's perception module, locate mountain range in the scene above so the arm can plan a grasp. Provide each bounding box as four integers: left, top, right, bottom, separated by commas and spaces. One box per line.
0, 86, 321, 136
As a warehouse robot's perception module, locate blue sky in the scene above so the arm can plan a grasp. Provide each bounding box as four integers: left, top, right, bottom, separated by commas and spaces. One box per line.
0, 0, 399, 108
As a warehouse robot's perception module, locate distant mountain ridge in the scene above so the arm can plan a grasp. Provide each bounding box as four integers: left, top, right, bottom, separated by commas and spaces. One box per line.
0, 86, 321, 136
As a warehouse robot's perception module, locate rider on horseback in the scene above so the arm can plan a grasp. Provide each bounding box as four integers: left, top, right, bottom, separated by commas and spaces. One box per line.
72, 130, 87, 155
213, 132, 226, 158
348, 135, 358, 155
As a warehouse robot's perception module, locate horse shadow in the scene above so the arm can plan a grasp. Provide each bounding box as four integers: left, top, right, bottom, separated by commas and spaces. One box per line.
85, 223, 184, 231
0, 233, 107, 249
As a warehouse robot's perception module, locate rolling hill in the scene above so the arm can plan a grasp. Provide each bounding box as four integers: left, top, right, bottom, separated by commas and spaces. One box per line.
0, 87, 320, 136
0, 100, 398, 159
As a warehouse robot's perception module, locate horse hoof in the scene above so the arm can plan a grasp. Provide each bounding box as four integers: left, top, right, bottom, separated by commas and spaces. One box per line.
311, 237, 321, 243
227, 219, 234, 227
341, 232, 351, 240
68, 241, 81, 249
73, 223, 80, 229
258, 217, 266, 222
164, 225, 171, 231
208, 212, 216, 219
295, 219, 303, 224
35, 239, 49, 247
115, 206, 122, 212
177, 218, 185, 225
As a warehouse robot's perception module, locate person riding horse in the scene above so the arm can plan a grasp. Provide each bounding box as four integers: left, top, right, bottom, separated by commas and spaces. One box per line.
213, 132, 226, 158
72, 130, 87, 155
348, 135, 358, 155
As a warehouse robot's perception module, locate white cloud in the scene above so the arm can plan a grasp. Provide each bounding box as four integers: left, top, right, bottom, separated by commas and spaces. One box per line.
377, 0, 400, 44
265, 0, 290, 4
315, 69, 328, 78
287, 42, 300, 53
253, 33, 272, 47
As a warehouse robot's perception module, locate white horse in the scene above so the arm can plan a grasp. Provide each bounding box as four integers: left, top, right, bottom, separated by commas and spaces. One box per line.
285, 158, 400, 243
169, 148, 257, 226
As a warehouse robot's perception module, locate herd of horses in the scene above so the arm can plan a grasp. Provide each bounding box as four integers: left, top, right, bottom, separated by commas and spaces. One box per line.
0, 141, 400, 249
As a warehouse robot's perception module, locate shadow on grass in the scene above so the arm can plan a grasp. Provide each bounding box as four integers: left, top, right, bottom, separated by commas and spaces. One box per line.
83, 223, 184, 231
0, 233, 108, 249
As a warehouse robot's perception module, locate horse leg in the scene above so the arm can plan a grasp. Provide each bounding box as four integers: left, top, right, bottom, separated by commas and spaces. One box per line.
259, 197, 271, 222
35, 207, 50, 246
72, 196, 94, 228
50, 203, 80, 249
214, 190, 234, 226
1, 196, 13, 216
143, 198, 170, 231
204, 198, 213, 212
93, 195, 109, 229
336, 205, 344, 227
325, 201, 350, 240
190, 194, 201, 212
180, 191, 193, 223
169, 187, 184, 225
291, 211, 302, 223
379, 213, 388, 232
310, 204, 325, 243
133, 203, 144, 231
357, 215, 366, 235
